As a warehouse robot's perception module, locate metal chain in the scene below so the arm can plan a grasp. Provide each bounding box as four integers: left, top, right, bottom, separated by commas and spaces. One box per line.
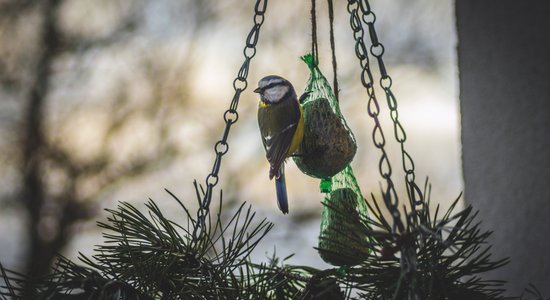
357, 0, 424, 213
348, 1, 421, 297
193, 0, 268, 240
346, 0, 404, 234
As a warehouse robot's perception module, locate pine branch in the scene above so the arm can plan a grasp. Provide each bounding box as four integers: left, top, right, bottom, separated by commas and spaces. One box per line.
519, 284, 549, 300
0, 263, 21, 299
317, 179, 511, 300
0, 187, 271, 298
1, 178, 543, 299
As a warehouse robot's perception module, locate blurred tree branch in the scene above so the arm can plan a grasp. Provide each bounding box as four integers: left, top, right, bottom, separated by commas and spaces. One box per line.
60, 11, 139, 53
13, 0, 194, 296
20, 0, 62, 296
0, 0, 36, 19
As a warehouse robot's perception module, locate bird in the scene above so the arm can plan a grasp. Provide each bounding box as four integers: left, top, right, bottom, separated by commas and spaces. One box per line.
254, 75, 305, 214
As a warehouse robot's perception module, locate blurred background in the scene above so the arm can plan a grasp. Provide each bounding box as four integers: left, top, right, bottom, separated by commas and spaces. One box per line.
0, 0, 459, 279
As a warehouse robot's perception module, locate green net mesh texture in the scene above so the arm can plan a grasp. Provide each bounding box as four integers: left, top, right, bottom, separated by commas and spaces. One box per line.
293, 55, 357, 179
319, 165, 371, 266
295, 54, 370, 266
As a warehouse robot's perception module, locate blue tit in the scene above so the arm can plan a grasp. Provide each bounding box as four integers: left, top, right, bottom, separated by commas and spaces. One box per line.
254, 75, 305, 214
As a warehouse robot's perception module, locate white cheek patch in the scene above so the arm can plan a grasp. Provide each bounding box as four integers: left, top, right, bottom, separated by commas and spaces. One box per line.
265, 85, 289, 102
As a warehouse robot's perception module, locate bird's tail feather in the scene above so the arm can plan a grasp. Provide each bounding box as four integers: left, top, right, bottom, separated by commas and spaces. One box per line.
275, 165, 289, 214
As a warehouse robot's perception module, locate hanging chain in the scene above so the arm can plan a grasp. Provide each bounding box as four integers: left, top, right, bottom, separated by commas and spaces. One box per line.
357, 0, 424, 214
193, 0, 268, 240
348, 1, 421, 297
346, 0, 404, 234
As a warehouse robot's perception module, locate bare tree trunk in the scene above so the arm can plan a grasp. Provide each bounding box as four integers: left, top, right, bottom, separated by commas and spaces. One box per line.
21, 0, 61, 292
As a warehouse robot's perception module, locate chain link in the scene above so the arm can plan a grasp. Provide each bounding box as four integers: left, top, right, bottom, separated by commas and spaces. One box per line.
347, 0, 404, 234
193, 0, 268, 240
349, 1, 423, 297
357, 1, 424, 210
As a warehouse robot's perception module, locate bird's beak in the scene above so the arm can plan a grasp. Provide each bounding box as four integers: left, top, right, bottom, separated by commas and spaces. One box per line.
253, 87, 262, 93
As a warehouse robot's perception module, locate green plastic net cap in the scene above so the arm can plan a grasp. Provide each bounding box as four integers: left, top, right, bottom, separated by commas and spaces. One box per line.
320, 179, 332, 193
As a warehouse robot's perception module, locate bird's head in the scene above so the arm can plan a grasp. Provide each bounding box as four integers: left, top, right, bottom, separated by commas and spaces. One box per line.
254, 75, 296, 104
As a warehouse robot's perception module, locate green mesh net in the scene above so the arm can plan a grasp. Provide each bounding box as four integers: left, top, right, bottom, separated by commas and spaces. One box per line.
294, 54, 370, 266
293, 55, 356, 178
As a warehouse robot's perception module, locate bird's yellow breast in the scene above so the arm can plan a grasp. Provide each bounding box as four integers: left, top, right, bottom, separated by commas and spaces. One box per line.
287, 105, 304, 156
258, 100, 304, 157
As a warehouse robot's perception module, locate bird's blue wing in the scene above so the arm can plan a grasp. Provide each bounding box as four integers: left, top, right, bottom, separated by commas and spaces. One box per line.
258, 100, 300, 179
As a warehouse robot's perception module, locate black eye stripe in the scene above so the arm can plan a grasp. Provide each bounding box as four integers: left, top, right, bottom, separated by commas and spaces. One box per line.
262, 81, 285, 91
